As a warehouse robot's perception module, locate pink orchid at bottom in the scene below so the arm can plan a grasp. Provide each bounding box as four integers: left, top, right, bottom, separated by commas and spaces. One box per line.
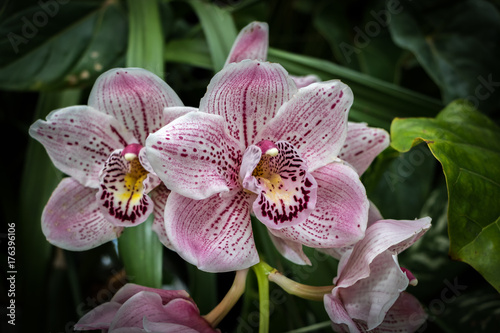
29, 68, 186, 250
74, 283, 217, 333
324, 204, 431, 333
146, 59, 379, 272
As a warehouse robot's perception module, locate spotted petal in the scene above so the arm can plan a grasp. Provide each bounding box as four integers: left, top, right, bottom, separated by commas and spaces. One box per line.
164, 191, 259, 272
89, 68, 183, 144
242, 141, 318, 230
270, 162, 369, 248
146, 111, 242, 200
201, 60, 297, 148
29, 106, 134, 188
225, 21, 269, 65
42, 177, 122, 251
256, 80, 352, 172
97, 150, 155, 227
339, 122, 390, 176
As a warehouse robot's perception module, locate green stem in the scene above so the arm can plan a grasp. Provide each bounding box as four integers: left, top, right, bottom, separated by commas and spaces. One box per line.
117, 214, 162, 288
203, 269, 249, 327
267, 270, 334, 301
252, 262, 272, 333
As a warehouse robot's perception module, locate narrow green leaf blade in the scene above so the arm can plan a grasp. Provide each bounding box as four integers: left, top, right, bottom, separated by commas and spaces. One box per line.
188, 0, 237, 72
391, 100, 500, 292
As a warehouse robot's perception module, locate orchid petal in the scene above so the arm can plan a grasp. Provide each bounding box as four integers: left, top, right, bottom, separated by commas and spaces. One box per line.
89, 68, 183, 144
150, 185, 173, 249
111, 284, 191, 305
256, 80, 352, 172
268, 233, 311, 265
97, 150, 154, 227
29, 106, 133, 188
291, 74, 321, 88
74, 301, 122, 330
143, 319, 198, 333
109, 291, 168, 330
162, 106, 198, 127
336, 218, 431, 290
161, 299, 216, 333
270, 162, 369, 248
339, 122, 390, 176
340, 253, 409, 329
42, 177, 122, 251
324, 290, 360, 333
201, 60, 297, 147
225, 21, 269, 65
164, 191, 259, 272
370, 292, 427, 333
244, 141, 318, 230
146, 112, 242, 200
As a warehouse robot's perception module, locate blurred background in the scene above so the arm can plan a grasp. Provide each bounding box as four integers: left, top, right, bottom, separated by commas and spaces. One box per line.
1, 0, 499, 332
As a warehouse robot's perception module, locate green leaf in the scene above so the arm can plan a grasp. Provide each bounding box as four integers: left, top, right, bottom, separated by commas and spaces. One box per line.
268, 47, 442, 129
187, 0, 237, 72
164, 38, 212, 70
363, 144, 436, 220
0, 0, 127, 91
388, 0, 500, 114
126, 0, 164, 78
391, 99, 500, 292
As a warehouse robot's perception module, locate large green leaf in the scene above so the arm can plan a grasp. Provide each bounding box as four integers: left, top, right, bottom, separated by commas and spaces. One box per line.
391, 99, 500, 292
388, 0, 500, 115
0, 0, 127, 91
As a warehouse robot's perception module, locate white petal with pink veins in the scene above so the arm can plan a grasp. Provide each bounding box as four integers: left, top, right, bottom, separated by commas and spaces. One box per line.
146, 112, 243, 200
89, 68, 183, 144
150, 184, 173, 249
255, 80, 352, 172
340, 122, 390, 176
164, 191, 259, 272
42, 177, 122, 251
200, 60, 297, 148
270, 162, 369, 248
225, 21, 269, 65
29, 106, 134, 188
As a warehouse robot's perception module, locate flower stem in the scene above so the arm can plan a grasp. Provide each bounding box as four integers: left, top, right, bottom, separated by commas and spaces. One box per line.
203, 269, 249, 327
268, 270, 334, 301
252, 261, 273, 333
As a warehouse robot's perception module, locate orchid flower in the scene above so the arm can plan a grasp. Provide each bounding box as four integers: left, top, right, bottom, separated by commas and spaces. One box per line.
324, 203, 431, 333
223, 21, 392, 266
29, 68, 186, 250
146, 57, 374, 272
74, 283, 217, 333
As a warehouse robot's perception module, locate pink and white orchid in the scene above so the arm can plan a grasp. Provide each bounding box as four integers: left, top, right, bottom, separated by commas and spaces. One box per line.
74, 283, 217, 333
146, 58, 373, 272
324, 203, 431, 333
29, 68, 185, 250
